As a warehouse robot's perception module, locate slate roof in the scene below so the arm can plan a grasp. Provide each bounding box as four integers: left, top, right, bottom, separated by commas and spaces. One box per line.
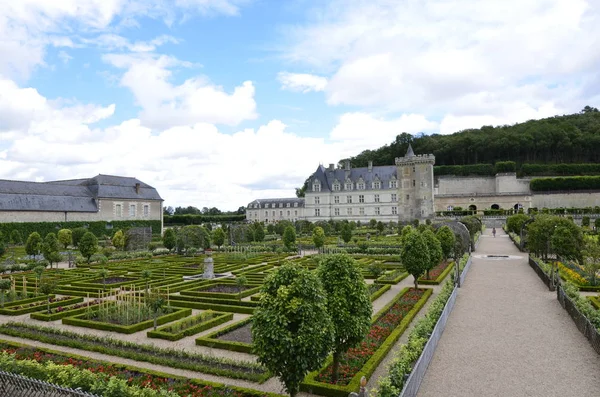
0, 174, 162, 212
309, 164, 398, 192
247, 197, 305, 208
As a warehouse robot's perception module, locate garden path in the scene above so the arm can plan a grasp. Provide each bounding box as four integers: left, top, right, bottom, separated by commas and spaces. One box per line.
417, 228, 600, 397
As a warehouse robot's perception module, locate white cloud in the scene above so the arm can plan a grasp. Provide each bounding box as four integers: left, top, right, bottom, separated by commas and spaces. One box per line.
103, 53, 257, 128
282, 0, 600, 130
330, 112, 438, 155
58, 51, 73, 64
278, 72, 327, 93
83, 34, 179, 53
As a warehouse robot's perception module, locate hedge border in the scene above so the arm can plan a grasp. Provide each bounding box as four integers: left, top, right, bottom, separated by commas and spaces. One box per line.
148, 311, 233, 341
370, 284, 391, 302
195, 317, 253, 353
588, 296, 600, 310
300, 287, 433, 397
0, 297, 82, 316
181, 284, 261, 300
0, 338, 280, 397
62, 307, 191, 334
0, 323, 269, 383
168, 294, 257, 307
375, 271, 409, 285
30, 301, 103, 321
167, 298, 255, 314
418, 261, 455, 285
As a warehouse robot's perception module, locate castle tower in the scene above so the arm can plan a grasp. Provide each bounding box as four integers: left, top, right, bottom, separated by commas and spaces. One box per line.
395, 144, 435, 221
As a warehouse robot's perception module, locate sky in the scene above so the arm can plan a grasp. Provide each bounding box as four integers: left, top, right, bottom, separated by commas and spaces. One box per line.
1, 0, 599, 211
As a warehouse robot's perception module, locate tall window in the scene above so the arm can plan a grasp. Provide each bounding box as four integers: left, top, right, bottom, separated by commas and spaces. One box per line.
374, 194, 380, 203
391, 193, 397, 202
413, 166, 416, 172
334, 196, 340, 204
315, 208, 321, 217
392, 207, 397, 215
373, 181, 380, 189
280, 211, 283, 217
347, 196, 352, 204
412, 180, 416, 187
287, 210, 290, 216
115, 204, 122, 217
129, 204, 135, 217
143, 204, 149, 216
265, 211, 268, 217
272, 211, 275, 216
334, 208, 340, 216
315, 196, 320, 204
375, 207, 380, 215
359, 195, 365, 203
347, 208, 353, 215
294, 210, 298, 216
359, 207, 365, 215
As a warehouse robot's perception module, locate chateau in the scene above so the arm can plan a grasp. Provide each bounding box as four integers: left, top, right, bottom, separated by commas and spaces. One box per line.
246, 145, 600, 223
0, 174, 164, 229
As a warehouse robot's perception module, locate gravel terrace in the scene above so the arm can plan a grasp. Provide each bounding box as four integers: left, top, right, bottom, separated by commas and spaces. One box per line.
418, 229, 600, 397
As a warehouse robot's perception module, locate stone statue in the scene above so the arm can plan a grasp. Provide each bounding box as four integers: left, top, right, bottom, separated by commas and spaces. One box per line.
203, 250, 215, 279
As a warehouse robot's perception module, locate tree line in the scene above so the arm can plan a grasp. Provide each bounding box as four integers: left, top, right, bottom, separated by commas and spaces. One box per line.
345, 107, 600, 167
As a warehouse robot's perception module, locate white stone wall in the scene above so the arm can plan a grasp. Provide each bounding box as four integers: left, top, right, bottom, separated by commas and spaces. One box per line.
495, 173, 532, 194
246, 204, 303, 223
434, 194, 532, 212
304, 190, 399, 222
532, 192, 600, 208
437, 176, 496, 195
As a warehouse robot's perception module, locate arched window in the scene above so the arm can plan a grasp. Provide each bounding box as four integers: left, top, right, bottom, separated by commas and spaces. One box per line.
491, 204, 500, 210
468, 205, 477, 211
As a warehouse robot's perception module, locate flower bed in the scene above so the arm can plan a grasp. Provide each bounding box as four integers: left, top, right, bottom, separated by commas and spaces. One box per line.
418, 261, 454, 285
558, 261, 600, 291
63, 307, 191, 334
0, 322, 270, 382
0, 296, 83, 316
30, 299, 104, 321
148, 311, 233, 341
301, 287, 432, 397
196, 317, 253, 353
0, 340, 276, 397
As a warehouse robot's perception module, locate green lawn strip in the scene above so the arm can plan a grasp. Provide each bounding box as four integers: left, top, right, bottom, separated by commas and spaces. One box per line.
418, 261, 455, 285
182, 283, 261, 300
369, 284, 391, 302
301, 287, 433, 397
0, 297, 83, 315
62, 307, 191, 334
195, 317, 253, 353
148, 311, 233, 341
0, 322, 270, 383
375, 270, 409, 285
0, 338, 282, 397
167, 298, 255, 314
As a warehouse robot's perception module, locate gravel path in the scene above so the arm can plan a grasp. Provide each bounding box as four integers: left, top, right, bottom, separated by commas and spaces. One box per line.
418, 229, 600, 397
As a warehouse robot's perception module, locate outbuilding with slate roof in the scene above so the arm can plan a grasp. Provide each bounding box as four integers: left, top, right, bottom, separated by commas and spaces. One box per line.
0, 174, 163, 228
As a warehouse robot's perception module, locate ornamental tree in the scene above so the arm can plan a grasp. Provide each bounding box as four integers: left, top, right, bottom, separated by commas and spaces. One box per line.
112, 230, 125, 251
71, 227, 87, 247
252, 263, 334, 397
422, 230, 443, 279
42, 233, 62, 269
79, 232, 98, 263
401, 231, 430, 289
582, 236, 600, 286
435, 226, 456, 261
25, 232, 42, 257
39, 281, 57, 314
212, 227, 226, 249
0, 279, 11, 308
162, 228, 177, 251
317, 254, 372, 383
57, 229, 72, 249
10, 230, 22, 245
313, 226, 326, 250
282, 226, 296, 251
340, 224, 352, 244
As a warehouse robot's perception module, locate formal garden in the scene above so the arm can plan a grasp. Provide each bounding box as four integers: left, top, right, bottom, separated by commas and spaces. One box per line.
0, 217, 484, 397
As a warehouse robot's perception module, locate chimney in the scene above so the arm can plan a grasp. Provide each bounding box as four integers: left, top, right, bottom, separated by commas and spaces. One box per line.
135, 183, 140, 194
368, 161, 373, 172
344, 160, 351, 171
329, 163, 335, 171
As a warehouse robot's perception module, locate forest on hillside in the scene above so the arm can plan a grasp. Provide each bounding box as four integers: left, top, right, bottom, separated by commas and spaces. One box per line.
344, 106, 600, 167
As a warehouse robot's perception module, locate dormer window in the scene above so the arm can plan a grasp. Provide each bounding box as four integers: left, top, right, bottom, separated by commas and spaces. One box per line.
294, 203, 298, 207
357, 182, 365, 190
345, 182, 353, 190
265, 204, 269, 209
389, 180, 397, 188
373, 181, 381, 189
333, 183, 341, 191
313, 180, 321, 192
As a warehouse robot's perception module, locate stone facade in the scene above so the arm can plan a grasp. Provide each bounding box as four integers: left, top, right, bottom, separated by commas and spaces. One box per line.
245, 198, 304, 223
246, 148, 600, 223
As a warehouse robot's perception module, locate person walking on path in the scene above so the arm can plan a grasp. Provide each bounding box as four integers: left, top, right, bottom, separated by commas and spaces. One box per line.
492, 227, 496, 237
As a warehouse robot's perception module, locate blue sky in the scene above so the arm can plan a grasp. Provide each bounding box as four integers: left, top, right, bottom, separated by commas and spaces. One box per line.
0, 0, 599, 210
